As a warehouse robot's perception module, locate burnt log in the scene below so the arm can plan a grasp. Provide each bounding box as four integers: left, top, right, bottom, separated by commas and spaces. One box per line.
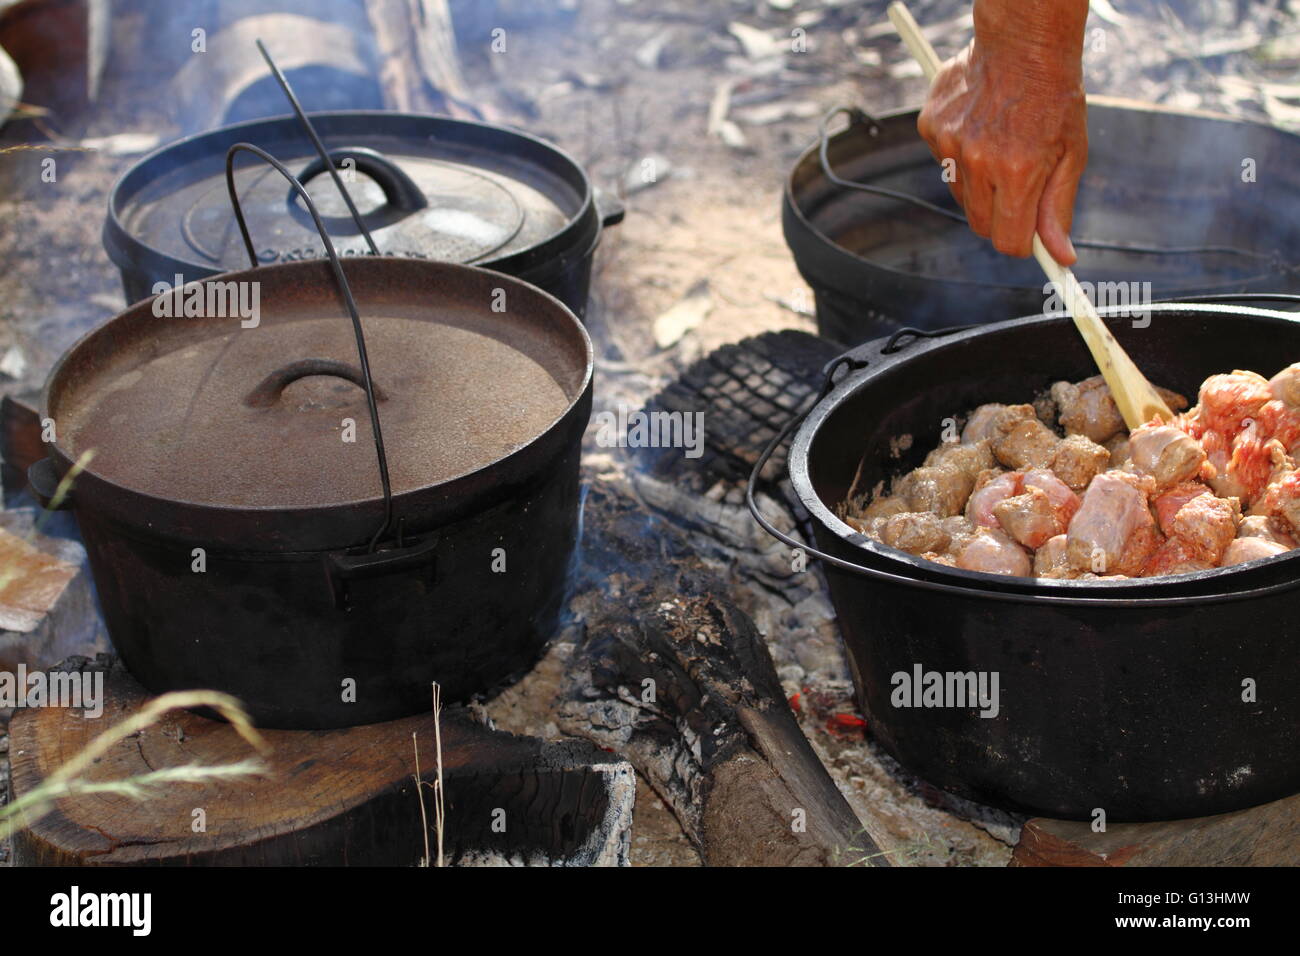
559, 478, 879, 867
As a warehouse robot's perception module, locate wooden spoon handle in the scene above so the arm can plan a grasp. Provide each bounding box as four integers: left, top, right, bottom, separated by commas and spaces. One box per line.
886, 0, 1174, 429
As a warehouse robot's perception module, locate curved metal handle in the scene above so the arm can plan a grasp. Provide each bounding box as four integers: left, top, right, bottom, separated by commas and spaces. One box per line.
243, 358, 389, 408
226, 142, 395, 552
292, 147, 427, 215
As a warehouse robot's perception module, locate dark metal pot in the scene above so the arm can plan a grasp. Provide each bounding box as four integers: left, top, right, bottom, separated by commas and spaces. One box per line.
104, 111, 623, 318
31, 256, 594, 730
754, 303, 1300, 820
784, 97, 1300, 344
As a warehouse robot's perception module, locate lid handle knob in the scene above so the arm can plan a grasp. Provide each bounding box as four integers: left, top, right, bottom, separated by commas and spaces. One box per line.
293, 147, 428, 217
243, 358, 388, 408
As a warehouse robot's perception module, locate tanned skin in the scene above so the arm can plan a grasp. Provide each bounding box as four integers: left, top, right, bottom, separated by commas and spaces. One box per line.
917, 0, 1089, 264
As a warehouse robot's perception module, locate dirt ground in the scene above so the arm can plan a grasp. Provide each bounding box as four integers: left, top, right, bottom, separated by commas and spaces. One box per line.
2, 0, 1296, 866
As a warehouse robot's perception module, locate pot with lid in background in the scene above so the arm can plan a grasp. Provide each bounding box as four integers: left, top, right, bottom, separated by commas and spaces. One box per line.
30, 254, 594, 729
104, 111, 624, 318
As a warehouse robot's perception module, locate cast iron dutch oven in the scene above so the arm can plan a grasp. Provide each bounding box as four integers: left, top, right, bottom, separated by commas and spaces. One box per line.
752, 302, 1300, 821
785, 97, 1300, 344
30, 252, 593, 730
104, 111, 623, 318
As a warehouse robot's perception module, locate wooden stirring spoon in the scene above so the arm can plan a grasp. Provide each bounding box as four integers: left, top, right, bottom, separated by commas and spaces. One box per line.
886, 0, 1173, 429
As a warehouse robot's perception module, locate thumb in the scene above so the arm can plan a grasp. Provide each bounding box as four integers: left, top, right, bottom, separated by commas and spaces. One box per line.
1036, 152, 1085, 266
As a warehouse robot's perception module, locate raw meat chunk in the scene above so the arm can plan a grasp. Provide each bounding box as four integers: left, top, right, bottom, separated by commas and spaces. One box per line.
880, 512, 951, 555
965, 471, 1023, 529
991, 406, 1060, 470
994, 487, 1065, 549
956, 528, 1032, 576
1066, 471, 1159, 575
1033, 534, 1071, 577
1153, 482, 1211, 536
1052, 375, 1186, 444
1128, 423, 1208, 490
1197, 370, 1272, 435
1222, 537, 1289, 566
1236, 515, 1296, 548
897, 465, 974, 518
924, 439, 995, 482
1049, 434, 1110, 491
961, 404, 1009, 444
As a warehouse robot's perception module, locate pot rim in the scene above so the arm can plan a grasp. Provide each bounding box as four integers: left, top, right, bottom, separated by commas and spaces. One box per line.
786, 301, 1300, 606
783, 96, 1299, 299
103, 109, 603, 288
41, 256, 595, 543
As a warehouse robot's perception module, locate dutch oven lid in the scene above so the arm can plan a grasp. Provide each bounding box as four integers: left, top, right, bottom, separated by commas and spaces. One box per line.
47, 258, 591, 512
110, 112, 590, 273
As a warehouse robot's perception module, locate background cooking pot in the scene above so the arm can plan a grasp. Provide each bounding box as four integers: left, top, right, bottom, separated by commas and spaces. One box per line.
784, 97, 1300, 344
753, 302, 1300, 820
32, 256, 593, 730
104, 111, 623, 319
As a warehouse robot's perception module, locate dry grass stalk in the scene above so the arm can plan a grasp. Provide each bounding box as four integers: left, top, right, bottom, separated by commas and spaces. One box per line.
412, 682, 447, 867
0, 688, 269, 841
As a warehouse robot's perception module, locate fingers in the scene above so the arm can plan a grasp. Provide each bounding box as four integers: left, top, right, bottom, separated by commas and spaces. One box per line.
1036, 147, 1086, 266
988, 160, 1047, 258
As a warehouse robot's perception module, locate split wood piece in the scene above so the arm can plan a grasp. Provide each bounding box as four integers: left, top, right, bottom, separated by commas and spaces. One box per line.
10, 661, 634, 866
0, 509, 107, 675
559, 478, 879, 867
1013, 794, 1300, 867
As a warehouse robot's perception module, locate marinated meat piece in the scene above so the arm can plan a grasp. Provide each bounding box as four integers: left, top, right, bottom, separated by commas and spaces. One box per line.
1049, 434, 1110, 491
1128, 423, 1208, 490
961, 404, 1009, 444
1197, 370, 1272, 435
1052, 376, 1186, 445
1051, 377, 1125, 444
1147, 492, 1240, 576
965, 470, 1023, 529
1269, 363, 1300, 409
880, 512, 951, 555
993, 419, 1060, 470
955, 528, 1032, 576
1033, 533, 1071, 577
994, 486, 1064, 549
1023, 468, 1081, 528
1066, 471, 1159, 575
1255, 400, 1300, 456
924, 439, 995, 482
897, 465, 974, 518
1250, 469, 1300, 534
1167, 493, 1239, 563
844, 495, 908, 535
1154, 481, 1210, 536
1236, 515, 1297, 548
1222, 537, 1290, 566
1143, 537, 1216, 576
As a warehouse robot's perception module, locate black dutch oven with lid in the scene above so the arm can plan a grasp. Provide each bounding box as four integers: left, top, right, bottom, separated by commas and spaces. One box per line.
104, 111, 623, 318
751, 301, 1300, 821
32, 248, 593, 729
784, 97, 1300, 344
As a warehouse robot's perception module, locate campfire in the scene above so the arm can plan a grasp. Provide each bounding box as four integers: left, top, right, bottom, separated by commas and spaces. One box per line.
0, 0, 1297, 892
